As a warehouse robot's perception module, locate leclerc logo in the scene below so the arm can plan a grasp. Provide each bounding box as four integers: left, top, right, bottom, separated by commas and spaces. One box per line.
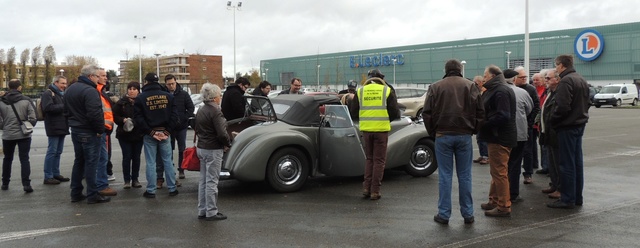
574, 29, 604, 62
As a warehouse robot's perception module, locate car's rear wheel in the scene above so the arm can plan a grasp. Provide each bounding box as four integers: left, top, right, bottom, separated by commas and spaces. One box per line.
405, 138, 437, 177
632, 98, 638, 106
595, 105, 601, 108
415, 108, 423, 121
266, 147, 309, 193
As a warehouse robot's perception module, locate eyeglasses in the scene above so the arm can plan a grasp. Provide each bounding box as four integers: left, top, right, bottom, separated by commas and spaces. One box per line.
545, 77, 552, 80
517, 76, 528, 79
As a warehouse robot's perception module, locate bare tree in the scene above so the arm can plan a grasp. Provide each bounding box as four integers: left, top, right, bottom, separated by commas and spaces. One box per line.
20, 48, 29, 85
64, 55, 100, 82
6, 47, 16, 81
31, 45, 42, 86
43, 45, 56, 85
0, 49, 5, 87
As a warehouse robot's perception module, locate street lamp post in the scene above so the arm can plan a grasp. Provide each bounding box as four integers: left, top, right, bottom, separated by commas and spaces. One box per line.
505, 51, 511, 69
461, 60, 467, 78
154, 53, 161, 76
392, 58, 397, 85
227, 1, 242, 79
316, 65, 321, 90
134, 35, 146, 83
59, 69, 64, 76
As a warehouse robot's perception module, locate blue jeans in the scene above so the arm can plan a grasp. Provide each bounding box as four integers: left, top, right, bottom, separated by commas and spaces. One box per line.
143, 135, 176, 194
557, 125, 585, 205
118, 138, 143, 182
96, 133, 109, 191
476, 137, 488, 158
70, 131, 101, 199
2, 138, 32, 186
435, 134, 473, 220
43, 135, 66, 179
157, 128, 188, 178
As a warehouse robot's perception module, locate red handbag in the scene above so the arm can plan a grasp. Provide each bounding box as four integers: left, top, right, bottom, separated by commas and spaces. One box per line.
181, 132, 200, 171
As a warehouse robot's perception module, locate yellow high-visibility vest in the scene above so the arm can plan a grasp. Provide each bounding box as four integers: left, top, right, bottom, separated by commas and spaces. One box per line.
358, 83, 391, 132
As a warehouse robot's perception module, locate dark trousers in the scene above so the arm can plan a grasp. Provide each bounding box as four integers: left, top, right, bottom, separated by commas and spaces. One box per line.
362, 132, 388, 194
557, 125, 585, 205
119, 138, 143, 182
157, 128, 187, 178
508, 141, 526, 200
2, 138, 32, 186
547, 145, 561, 191
106, 133, 113, 175
522, 128, 538, 175
70, 131, 101, 199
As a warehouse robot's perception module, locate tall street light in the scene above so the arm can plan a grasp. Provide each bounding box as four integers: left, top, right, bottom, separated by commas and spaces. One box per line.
134, 35, 146, 83
227, 1, 242, 79
59, 69, 64, 76
392, 58, 397, 85
461, 60, 467, 78
505, 51, 511, 69
316, 65, 321, 90
154, 53, 161, 76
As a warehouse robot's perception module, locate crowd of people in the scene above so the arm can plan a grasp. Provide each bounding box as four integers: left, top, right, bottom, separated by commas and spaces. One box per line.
423, 54, 589, 224
0, 54, 589, 224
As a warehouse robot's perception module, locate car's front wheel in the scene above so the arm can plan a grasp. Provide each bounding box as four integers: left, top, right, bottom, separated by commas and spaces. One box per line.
266, 147, 309, 193
614, 99, 621, 107
405, 139, 437, 177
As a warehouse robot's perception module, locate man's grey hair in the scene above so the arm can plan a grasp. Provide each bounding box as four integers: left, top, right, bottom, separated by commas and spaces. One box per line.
473, 75, 483, 83
546, 69, 558, 77
80, 65, 101, 77
505, 77, 514, 84
484, 65, 502, 77
514, 66, 526, 73
201, 83, 222, 102
52, 75, 66, 84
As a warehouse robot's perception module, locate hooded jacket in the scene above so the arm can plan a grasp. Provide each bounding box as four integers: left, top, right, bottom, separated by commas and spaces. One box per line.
477, 74, 517, 148
0, 89, 37, 140
41, 84, 70, 136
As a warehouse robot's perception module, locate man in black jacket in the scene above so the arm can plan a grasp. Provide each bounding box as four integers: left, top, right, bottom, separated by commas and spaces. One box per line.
134, 73, 180, 198
64, 65, 110, 204
156, 74, 194, 185
547, 54, 590, 209
477, 65, 517, 217
42, 75, 70, 185
221, 77, 250, 120
514, 66, 541, 184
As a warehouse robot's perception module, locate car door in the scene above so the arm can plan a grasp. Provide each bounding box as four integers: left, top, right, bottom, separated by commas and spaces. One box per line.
318, 105, 366, 176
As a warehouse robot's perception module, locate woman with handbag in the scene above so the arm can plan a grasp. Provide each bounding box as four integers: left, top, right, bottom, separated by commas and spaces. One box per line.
113, 82, 144, 189
195, 83, 231, 221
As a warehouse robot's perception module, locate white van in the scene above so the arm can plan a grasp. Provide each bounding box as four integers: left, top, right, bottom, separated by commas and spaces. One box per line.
593, 84, 638, 108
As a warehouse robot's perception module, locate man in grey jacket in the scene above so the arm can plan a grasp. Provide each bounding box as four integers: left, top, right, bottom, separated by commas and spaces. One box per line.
0, 79, 37, 193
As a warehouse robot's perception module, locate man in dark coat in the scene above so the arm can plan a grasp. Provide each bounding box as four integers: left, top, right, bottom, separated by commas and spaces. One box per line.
221, 77, 250, 120
42, 75, 70, 185
64, 65, 109, 204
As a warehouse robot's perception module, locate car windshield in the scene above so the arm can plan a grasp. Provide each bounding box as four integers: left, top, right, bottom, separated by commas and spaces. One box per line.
600, 86, 620, 93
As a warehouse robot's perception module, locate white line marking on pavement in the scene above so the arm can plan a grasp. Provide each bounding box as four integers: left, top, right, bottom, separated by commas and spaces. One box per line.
439, 199, 640, 248
0, 224, 96, 243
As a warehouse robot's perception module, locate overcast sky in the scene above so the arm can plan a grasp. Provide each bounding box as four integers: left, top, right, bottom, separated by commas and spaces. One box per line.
2, 0, 638, 77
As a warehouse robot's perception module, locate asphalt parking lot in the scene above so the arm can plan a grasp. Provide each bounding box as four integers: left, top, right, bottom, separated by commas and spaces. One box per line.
1, 106, 640, 247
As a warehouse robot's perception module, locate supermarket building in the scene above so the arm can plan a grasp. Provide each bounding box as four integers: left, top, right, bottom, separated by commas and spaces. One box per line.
260, 22, 640, 91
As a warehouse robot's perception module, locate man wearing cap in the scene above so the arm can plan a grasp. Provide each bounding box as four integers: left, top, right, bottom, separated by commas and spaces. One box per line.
503, 68, 533, 204
278, 78, 304, 95
350, 69, 400, 200
339, 80, 358, 106
64, 65, 110, 204
477, 65, 516, 217
221, 77, 250, 120
134, 72, 180, 198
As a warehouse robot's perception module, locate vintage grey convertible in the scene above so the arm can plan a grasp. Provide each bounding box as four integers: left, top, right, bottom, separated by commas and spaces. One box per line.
222, 94, 437, 192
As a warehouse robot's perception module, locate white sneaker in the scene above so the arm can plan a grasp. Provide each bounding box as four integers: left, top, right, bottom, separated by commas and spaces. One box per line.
108, 175, 116, 181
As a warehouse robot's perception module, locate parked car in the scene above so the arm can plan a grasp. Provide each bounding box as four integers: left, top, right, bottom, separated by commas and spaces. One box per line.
223, 94, 437, 192
394, 87, 428, 119
593, 84, 638, 108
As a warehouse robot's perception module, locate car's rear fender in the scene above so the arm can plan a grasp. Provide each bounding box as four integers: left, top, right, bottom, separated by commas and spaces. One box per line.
385, 122, 431, 168
224, 131, 315, 182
